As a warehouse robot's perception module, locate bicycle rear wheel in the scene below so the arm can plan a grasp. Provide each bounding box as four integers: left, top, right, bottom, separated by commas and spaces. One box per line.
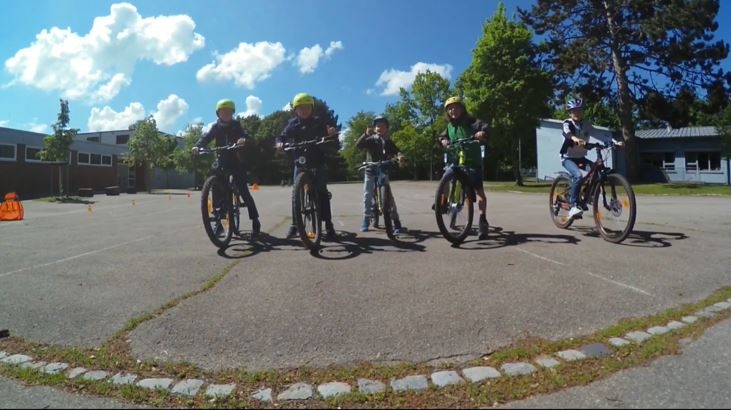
435, 172, 473, 244
549, 175, 574, 229
380, 184, 395, 240
201, 176, 234, 248
593, 173, 636, 243
293, 172, 322, 250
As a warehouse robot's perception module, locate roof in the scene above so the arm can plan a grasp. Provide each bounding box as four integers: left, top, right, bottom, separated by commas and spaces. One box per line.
635, 126, 720, 139
0, 127, 128, 155
539, 118, 614, 132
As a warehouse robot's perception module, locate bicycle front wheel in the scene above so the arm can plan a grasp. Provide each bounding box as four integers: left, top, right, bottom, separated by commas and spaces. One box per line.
201, 176, 234, 248
293, 172, 322, 250
435, 172, 473, 244
549, 175, 574, 229
593, 173, 636, 243
380, 184, 395, 240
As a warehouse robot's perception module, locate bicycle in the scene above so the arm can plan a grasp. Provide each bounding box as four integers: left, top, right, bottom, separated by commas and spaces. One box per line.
549, 142, 637, 243
434, 138, 481, 244
283, 137, 335, 251
198, 144, 252, 248
357, 158, 400, 240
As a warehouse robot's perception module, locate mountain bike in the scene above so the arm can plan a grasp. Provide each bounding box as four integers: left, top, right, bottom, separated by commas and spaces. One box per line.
434, 138, 481, 245
283, 137, 335, 251
357, 158, 399, 240
549, 142, 636, 243
198, 144, 252, 248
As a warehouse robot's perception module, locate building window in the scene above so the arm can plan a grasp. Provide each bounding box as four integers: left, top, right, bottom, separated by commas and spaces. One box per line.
86, 136, 101, 142
77, 152, 112, 167
25, 146, 43, 162
686, 151, 721, 172
115, 134, 129, 144
0, 144, 16, 161
641, 152, 676, 171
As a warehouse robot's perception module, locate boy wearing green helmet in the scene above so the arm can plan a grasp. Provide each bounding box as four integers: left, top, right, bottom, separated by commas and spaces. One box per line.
438, 96, 491, 240
192, 98, 261, 237
275, 93, 340, 240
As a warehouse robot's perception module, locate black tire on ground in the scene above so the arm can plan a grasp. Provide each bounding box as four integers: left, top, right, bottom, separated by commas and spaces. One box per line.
105, 186, 120, 196
293, 172, 321, 251
78, 188, 94, 198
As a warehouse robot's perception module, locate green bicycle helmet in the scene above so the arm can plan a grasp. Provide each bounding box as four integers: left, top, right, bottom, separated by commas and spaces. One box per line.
292, 92, 315, 108
216, 99, 236, 112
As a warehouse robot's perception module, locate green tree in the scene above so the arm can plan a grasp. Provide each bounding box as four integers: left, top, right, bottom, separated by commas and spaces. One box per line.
39, 99, 78, 196
173, 123, 211, 189
255, 110, 292, 185
460, 3, 552, 184
409, 71, 453, 180
341, 111, 375, 180
126, 116, 168, 193
520, 0, 731, 181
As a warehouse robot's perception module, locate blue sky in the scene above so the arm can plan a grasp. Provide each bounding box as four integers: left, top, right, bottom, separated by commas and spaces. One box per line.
2, 0, 731, 136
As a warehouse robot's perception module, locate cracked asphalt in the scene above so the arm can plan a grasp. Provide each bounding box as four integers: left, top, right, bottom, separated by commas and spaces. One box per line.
1, 182, 730, 373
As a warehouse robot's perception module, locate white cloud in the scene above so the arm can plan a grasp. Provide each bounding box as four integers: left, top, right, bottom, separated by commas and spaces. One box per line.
29, 123, 48, 133
375, 62, 453, 96
295, 40, 343, 74
4, 2, 204, 102
282, 102, 292, 111
239, 95, 263, 117
0, 120, 9, 127
196, 41, 286, 89
152, 94, 188, 132
88, 102, 146, 131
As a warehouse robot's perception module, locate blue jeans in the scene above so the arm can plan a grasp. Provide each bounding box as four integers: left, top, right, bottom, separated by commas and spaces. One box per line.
363, 171, 399, 221
562, 157, 593, 207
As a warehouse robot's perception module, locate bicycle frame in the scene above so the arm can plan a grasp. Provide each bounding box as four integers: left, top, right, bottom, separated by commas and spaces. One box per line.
443, 139, 478, 203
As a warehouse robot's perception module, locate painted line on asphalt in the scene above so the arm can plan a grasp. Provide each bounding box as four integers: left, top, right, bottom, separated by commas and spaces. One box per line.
514, 247, 653, 297
0, 235, 155, 278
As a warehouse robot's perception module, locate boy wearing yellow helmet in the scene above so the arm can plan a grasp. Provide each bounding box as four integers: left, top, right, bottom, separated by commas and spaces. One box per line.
438, 96, 491, 240
276, 93, 340, 240
192, 99, 260, 237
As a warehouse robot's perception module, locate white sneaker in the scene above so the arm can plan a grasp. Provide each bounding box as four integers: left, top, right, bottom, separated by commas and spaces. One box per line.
568, 206, 583, 218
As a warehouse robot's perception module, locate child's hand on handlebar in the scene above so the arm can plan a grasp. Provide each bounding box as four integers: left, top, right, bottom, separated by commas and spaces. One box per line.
326, 126, 338, 138
236, 138, 247, 147
473, 131, 487, 142
191, 146, 200, 156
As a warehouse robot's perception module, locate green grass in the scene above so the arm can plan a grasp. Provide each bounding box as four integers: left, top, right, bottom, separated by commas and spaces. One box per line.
484, 180, 731, 196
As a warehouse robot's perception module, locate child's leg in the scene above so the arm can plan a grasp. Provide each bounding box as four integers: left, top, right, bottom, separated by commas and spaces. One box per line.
561, 158, 583, 206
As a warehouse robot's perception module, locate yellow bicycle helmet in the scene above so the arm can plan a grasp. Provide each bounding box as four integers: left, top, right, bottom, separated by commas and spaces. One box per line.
292, 92, 315, 108
216, 99, 236, 112
444, 96, 464, 110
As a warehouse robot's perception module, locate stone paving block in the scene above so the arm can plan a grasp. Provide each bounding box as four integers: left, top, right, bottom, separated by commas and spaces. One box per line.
696, 309, 717, 318
535, 356, 560, 368
137, 378, 173, 391
390, 375, 429, 392
462, 366, 501, 383
580, 343, 613, 358
666, 320, 686, 330
625, 330, 652, 343
0, 352, 7, 360
431, 370, 464, 387
710, 302, 731, 311
20, 361, 47, 370
1, 354, 33, 365
110, 372, 138, 385
42, 362, 69, 374
357, 378, 386, 394
82, 370, 109, 381
500, 362, 537, 376
171, 379, 204, 396
317, 381, 351, 398
277, 382, 313, 401
67, 367, 87, 379
557, 349, 586, 361
251, 387, 272, 402
608, 337, 630, 347
647, 326, 670, 335
682, 316, 698, 324
206, 383, 236, 398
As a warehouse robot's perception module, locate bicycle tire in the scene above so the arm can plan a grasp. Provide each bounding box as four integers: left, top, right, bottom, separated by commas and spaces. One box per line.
434, 171, 473, 244
380, 184, 395, 240
293, 172, 322, 250
549, 175, 574, 229
593, 173, 636, 243
201, 176, 234, 248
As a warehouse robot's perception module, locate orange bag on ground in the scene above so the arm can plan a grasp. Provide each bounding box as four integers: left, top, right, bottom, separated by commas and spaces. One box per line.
0, 192, 24, 221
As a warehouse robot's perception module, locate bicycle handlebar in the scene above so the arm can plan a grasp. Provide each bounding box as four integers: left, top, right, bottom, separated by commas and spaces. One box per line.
356, 158, 397, 171
282, 136, 337, 151
198, 143, 244, 155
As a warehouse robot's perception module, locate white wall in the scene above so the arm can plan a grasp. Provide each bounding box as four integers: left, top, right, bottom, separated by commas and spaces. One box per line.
536, 119, 615, 181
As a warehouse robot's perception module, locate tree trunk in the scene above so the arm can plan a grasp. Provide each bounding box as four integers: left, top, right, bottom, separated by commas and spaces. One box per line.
146, 161, 153, 194
604, 0, 640, 182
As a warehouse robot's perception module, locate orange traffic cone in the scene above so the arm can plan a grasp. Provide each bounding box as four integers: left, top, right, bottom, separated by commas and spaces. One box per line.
252, 183, 259, 192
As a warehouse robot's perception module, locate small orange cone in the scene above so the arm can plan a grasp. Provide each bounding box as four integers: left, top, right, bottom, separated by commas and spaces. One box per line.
252, 183, 259, 192
87, 204, 93, 213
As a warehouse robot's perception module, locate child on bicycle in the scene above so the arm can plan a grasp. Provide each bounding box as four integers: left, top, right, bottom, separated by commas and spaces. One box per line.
191, 99, 260, 237
437, 96, 490, 240
561, 96, 624, 219
275, 92, 340, 241
356, 115, 405, 233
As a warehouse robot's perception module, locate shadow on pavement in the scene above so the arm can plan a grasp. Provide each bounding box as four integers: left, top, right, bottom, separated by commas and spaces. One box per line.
448, 225, 581, 250
568, 226, 689, 248
310, 229, 428, 260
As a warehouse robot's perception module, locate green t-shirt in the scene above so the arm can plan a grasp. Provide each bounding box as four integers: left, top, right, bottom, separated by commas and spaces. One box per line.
447, 122, 482, 169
